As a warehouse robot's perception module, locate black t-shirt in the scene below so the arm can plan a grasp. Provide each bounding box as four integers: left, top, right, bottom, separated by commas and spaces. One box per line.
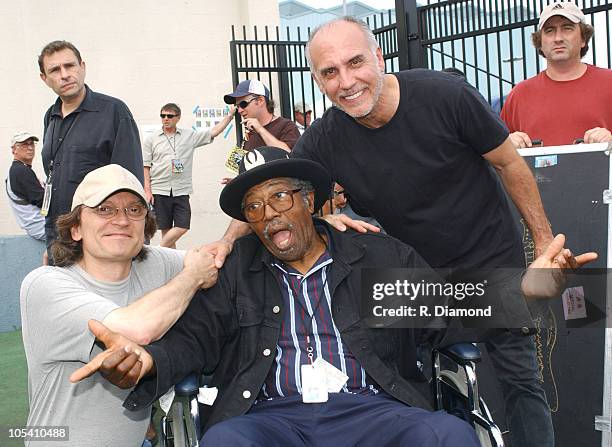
292, 69, 523, 269
8, 160, 44, 207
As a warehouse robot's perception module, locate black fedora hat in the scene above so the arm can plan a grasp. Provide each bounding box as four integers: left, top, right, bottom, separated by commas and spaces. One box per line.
219, 147, 332, 222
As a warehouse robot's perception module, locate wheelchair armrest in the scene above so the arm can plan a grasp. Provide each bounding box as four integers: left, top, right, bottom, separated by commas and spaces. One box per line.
437, 343, 481, 366
174, 373, 200, 397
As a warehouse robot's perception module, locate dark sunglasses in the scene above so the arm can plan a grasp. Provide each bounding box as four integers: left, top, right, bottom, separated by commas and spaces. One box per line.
160, 113, 178, 119
237, 97, 258, 109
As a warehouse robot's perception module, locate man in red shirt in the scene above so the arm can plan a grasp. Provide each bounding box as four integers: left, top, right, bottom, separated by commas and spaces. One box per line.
501, 2, 612, 148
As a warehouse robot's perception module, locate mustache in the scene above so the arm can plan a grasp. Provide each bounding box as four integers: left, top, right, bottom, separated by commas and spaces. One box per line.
263, 220, 294, 241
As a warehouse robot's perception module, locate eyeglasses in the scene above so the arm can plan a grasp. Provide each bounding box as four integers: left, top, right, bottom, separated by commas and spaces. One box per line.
242, 189, 302, 223
333, 190, 345, 197
160, 113, 178, 119
91, 203, 148, 221
237, 97, 258, 110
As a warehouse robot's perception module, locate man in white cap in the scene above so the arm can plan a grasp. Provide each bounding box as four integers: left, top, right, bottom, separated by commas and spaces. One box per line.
224, 79, 300, 151
501, 2, 612, 147
293, 100, 312, 134
6, 131, 45, 242
20, 164, 218, 446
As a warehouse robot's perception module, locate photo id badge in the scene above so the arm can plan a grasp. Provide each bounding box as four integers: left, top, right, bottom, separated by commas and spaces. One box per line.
301, 364, 328, 403
41, 180, 52, 216
171, 158, 184, 173
313, 357, 349, 393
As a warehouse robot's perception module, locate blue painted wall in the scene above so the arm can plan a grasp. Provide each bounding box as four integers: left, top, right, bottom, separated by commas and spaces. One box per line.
0, 235, 46, 332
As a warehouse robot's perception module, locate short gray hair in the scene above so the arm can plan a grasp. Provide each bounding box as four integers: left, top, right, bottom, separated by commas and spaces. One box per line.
305, 16, 379, 73
290, 178, 315, 207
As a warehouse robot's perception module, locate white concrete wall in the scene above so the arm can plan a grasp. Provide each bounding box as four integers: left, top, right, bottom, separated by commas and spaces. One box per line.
0, 0, 280, 249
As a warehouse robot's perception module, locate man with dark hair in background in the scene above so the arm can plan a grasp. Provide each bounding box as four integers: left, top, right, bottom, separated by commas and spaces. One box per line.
38, 40, 143, 254
143, 102, 234, 248
501, 2, 612, 148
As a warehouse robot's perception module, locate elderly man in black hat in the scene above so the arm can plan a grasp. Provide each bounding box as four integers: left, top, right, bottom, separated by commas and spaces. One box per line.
70, 147, 594, 446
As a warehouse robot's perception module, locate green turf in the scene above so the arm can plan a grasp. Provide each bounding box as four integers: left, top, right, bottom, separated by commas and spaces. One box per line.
0, 329, 29, 447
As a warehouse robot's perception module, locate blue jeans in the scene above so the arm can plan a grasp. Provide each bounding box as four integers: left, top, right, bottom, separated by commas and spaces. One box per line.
486, 331, 554, 447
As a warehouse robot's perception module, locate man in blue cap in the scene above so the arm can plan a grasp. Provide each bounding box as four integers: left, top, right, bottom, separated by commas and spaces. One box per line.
224, 80, 300, 152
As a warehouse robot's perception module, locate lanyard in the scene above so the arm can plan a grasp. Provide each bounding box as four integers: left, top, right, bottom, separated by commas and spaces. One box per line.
48, 112, 82, 174
164, 132, 177, 155
285, 266, 330, 365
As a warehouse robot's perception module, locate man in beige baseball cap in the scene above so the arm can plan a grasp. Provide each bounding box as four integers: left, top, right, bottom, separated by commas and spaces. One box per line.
6, 131, 45, 242
501, 2, 612, 148
70, 163, 147, 211
20, 164, 218, 446
537, 2, 586, 30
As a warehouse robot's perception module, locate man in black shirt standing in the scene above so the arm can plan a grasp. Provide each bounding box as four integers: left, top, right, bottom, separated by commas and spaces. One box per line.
293, 17, 555, 447
6, 131, 45, 242
212, 16, 556, 447
38, 40, 143, 250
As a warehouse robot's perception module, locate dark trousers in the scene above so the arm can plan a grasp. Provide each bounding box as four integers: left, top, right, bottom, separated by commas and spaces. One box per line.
486, 331, 554, 447
201, 392, 480, 447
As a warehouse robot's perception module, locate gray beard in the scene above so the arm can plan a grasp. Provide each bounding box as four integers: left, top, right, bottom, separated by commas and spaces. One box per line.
331, 73, 384, 119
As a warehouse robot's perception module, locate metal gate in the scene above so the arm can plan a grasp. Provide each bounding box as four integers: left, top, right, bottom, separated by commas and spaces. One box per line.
413, 0, 612, 105
228, 0, 612, 133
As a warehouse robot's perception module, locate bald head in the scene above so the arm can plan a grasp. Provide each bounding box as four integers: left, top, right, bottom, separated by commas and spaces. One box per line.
304, 18, 386, 121
305, 17, 379, 73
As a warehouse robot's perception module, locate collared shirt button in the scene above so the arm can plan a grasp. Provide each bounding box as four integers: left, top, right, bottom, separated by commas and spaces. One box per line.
263, 348, 271, 356
242, 390, 251, 399
272, 305, 280, 314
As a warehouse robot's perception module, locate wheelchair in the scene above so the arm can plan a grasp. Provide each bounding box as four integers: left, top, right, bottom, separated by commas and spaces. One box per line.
160, 343, 504, 447
432, 343, 504, 447
158, 372, 203, 447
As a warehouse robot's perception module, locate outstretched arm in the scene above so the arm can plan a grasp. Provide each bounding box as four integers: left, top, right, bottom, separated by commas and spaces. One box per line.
521, 234, 598, 300
70, 320, 154, 388
484, 137, 554, 256
210, 106, 236, 138
103, 247, 218, 345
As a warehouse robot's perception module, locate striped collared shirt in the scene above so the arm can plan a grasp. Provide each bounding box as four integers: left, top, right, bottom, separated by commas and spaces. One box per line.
261, 247, 378, 399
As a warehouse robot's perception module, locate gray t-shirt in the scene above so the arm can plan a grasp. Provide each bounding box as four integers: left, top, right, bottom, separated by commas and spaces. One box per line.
20, 246, 184, 446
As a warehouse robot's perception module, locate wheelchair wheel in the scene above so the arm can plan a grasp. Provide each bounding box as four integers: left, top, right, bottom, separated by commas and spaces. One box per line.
169, 401, 188, 447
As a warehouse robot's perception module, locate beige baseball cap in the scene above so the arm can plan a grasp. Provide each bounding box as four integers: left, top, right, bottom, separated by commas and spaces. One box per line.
11, 131, 39, 146
538, 2, 586, 30
71, 164, 146, 210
